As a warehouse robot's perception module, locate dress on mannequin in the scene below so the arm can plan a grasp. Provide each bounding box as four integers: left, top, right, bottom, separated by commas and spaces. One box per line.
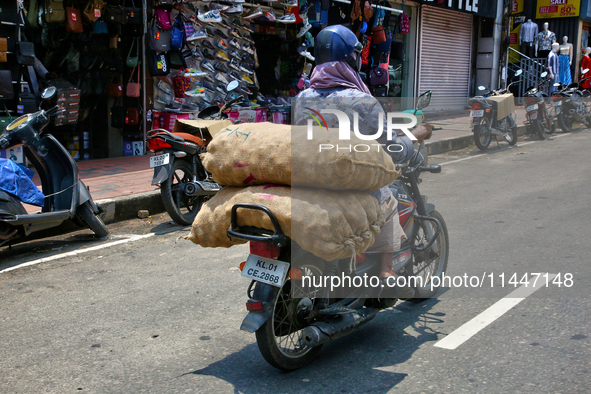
558, 43, 572, 85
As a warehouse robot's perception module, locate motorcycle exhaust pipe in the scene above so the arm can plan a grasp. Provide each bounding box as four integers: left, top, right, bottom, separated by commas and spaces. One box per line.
301, 307, 378, 347
184, 181, 222, 197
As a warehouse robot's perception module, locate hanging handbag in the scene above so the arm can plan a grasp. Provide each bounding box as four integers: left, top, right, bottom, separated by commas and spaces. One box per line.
104, 4, 126, 24
45, 0, 66, 23
125, 0, 142, 25
155, 5, 173, 30
126, 65, 141, 97
0, 70, 14, 99
28, 0, 40, 27
107, 75, 124, 97
172, 70, 190, 98
0, 37, 7, 63
126, 37, 139, 68
149, 20, 171, 52
125, 107, 139, 125
17, 42, 35, 66
368, 67, 388, 86
183, 15, 195, 38
371, 25, 386, 44
170, 14, 185, 51
147, 50, 170, 76
93, 20, 109, 34
83, 0, 105, 23
65, 1, 84, 33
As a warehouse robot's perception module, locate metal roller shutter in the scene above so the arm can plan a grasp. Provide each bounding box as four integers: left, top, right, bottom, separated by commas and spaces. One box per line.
418, 6, 473, 111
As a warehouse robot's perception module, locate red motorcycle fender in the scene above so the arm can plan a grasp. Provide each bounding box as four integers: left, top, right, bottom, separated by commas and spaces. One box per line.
240, 283, 280, 333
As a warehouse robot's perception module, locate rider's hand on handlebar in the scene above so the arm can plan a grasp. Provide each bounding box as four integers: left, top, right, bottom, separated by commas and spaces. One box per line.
412, 124, 434, 144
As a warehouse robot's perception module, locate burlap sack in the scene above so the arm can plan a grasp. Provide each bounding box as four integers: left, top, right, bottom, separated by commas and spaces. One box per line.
186, 185, 386, 261
201, 123, 400, 191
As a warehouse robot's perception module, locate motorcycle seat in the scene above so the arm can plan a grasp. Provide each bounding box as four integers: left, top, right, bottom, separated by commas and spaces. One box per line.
172, 132, 208, 147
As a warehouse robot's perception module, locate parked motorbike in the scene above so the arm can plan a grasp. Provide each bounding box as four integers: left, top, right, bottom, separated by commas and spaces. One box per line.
469, 69, 522, 150
0, 87, 107, 247
551, 69, 591, 132
147, 81, 243, 225
523, 71, 557, 140
226, 91, 449, 370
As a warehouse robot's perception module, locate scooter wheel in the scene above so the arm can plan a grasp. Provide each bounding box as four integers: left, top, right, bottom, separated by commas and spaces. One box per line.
77, 201, 108, 238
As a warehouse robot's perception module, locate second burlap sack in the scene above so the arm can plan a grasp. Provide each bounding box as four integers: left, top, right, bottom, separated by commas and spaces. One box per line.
201, 122, 400, 191
186, 185, 385, 261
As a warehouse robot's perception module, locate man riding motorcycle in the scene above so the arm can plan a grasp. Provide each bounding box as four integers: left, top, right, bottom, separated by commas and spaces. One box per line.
293, 25, 431, 299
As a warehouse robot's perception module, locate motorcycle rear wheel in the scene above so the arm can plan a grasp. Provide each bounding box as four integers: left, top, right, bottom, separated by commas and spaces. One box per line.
255, 264, 324, 371
558, 114, 573, 132
407, 210, 449, 301
161, 159, 205, 226
473, 119, 491, 150
76, 201, 108, 238
532, 117, 547, 140
503, 116, 518, 145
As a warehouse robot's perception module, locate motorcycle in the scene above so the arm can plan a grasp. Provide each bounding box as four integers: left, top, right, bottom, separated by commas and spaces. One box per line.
523, 71, 557, 140
226, 91, 449, 370
469, 69, 522, 150
0, 87, 107, 247
551, 68, 591, 132
147, 81, 244, 225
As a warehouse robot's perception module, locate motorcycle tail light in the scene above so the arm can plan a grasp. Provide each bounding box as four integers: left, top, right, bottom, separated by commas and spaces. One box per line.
146, 138, 172, 152
525, 97, 537, 104
485, 109, 491, 113
472, 102, 481, 109
551, 95, 561, 102
250, 241, 280, 259
289, 268, 302, 280
246, 301, 263, 311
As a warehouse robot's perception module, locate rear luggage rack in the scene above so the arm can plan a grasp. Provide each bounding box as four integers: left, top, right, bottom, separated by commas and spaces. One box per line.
227, 203, 287, 247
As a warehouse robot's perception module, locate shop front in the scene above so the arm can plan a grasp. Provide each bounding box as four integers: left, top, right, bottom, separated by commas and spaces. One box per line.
0, 1, 148, 160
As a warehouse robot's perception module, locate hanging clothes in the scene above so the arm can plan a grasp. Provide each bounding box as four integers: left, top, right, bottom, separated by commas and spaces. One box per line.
581, 55, 591, 90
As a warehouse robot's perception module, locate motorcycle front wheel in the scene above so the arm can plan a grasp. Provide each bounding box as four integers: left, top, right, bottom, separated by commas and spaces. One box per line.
161, 159, 205, 226
558, 113, 574, 132
255, 264, 325, 371
76, 201, 108, 238
473, 118, 491, 150
407, 210, 449, 301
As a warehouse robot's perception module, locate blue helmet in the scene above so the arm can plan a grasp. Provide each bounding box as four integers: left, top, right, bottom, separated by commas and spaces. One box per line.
314, 25, 364, 71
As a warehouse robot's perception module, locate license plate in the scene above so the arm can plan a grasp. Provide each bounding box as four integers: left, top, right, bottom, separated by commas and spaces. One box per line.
526, 104, 538, 112
552, 101, 562, 106
470, 110, 484, 118
150, 153, 170, 168
241, 254, 290, 287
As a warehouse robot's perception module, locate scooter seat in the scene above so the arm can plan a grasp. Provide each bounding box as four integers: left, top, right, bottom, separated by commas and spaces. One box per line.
174, 132, 209, 147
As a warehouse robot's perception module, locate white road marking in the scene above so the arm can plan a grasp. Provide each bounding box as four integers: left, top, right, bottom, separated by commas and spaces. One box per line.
0, 233, 155, 274
433, 274, 557, 350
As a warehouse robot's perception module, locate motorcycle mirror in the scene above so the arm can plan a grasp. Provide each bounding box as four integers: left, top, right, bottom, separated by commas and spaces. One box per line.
514, 69, 523, 77
478, 86, 486, 91
583, 68, 590, 75
41, 86, 57, 100
415, 90, 432, 111
226, 81, 239, 92
540, 71, 548, 78
554, 83, 561, 87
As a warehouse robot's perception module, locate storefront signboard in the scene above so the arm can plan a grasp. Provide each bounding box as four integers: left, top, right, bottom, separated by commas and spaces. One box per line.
536, 0, 581, 18
414, 0, 498, 18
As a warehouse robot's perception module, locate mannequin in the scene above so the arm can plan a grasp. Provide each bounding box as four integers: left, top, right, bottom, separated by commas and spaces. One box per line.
548, 42, 560, 95
519, 19, 538, 58
558, 36, 573, 85
581, 47, 591, 90
535, 22, 556, 59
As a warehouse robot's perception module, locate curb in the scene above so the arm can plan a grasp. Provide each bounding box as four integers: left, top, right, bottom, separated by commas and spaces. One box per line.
425, 125, 527, 156
97, 190, 163, 224
98, 125, 530, 225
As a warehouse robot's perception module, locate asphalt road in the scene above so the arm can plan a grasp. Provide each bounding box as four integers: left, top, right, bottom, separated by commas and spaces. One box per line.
1, 129, 590, 394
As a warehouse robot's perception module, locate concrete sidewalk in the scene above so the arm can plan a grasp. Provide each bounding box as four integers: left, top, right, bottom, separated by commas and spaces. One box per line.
27, 109, 530, 223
